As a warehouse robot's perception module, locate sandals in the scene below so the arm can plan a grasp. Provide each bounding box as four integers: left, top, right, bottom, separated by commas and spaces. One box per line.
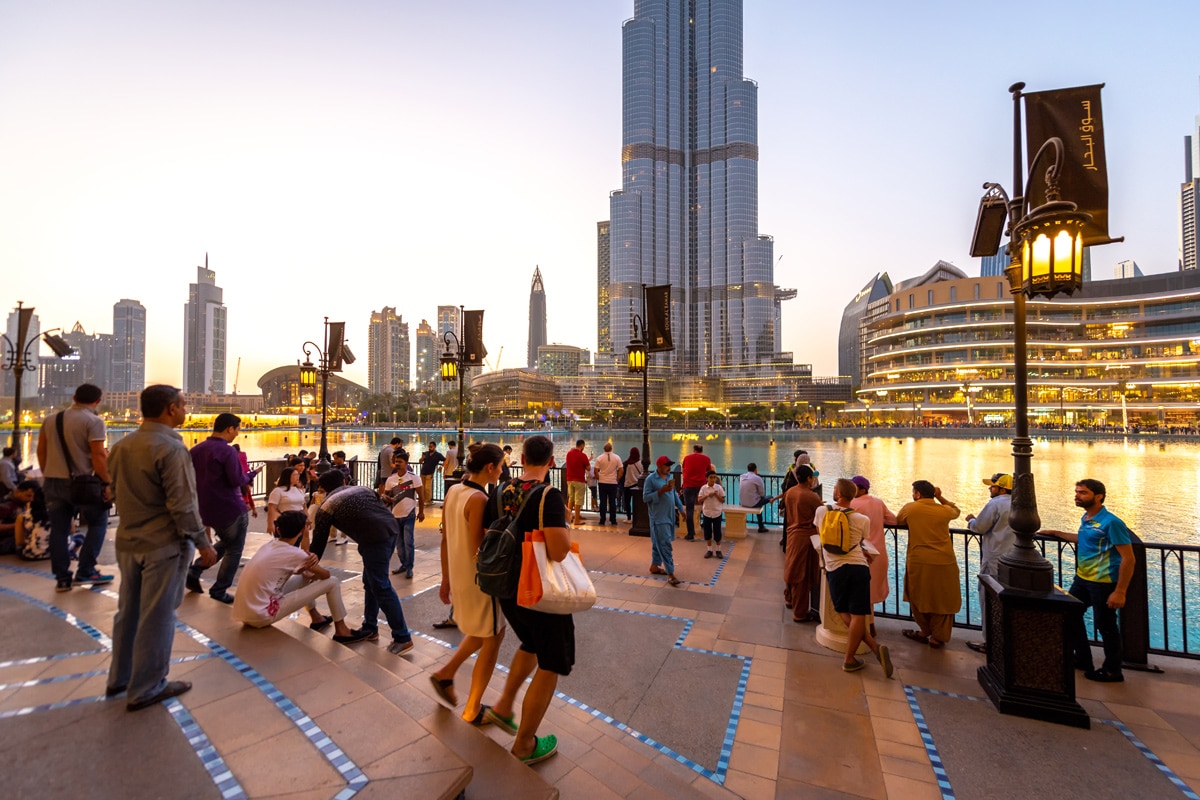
309, 616, 333, 631
649, 565, 667, 575
666, 575, 681, 587
429, 675, 457, 708
465, 704, 493, 727
518, 734, 558, 765
928, 638, 945, 649
877, 645, 894, 679
432, 618, 458, 630
842, 658, 866, 673
1085, 668, 1125, 683
902, 629, 930, 645
485, 707, 520, 735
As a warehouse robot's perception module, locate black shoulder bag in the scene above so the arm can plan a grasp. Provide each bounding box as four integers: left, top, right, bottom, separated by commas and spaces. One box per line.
56, 412, 106, 506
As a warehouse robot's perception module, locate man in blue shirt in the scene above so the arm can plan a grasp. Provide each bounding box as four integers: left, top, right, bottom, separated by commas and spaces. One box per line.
186, 413, 258, 603
1044, 478, 1135, 683
643, 455, 685, 586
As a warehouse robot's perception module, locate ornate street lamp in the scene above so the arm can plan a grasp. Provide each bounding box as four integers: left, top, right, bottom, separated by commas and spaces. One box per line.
300, 318, 354, 464
627, 314, 651, 537
969, 82, 1092, 728
2, 302, 72, 452
441, 305, 466, 478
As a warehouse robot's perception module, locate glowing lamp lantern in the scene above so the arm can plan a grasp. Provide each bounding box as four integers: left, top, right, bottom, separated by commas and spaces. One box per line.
439, 349, 458, 382
626, 338, 647, 374
1014, 202, 1089, 299
299, 360, 317, 387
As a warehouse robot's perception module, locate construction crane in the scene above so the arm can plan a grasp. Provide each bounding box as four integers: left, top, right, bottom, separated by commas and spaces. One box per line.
485, 346, 503, 372
232, 357, 241, 395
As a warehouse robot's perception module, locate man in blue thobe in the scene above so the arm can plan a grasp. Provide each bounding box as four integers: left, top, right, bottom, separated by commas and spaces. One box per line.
644, 455, 686, 586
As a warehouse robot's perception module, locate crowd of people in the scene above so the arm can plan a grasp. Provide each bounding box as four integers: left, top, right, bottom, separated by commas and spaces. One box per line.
0, 387, 1139, 767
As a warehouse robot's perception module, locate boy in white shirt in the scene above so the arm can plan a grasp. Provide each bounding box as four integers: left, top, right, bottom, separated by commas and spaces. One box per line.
232, 511, 368, 643
696, 471, 726, 559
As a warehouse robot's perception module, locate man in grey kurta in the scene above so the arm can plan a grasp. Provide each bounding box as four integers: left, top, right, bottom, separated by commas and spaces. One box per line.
106, 385, 217, 711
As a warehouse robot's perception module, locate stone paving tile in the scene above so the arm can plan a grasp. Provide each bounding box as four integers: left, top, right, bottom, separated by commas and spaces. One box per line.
722, 768, 776, 799
775, 777, 878, 799
881, 772, 944, 800
553, 765, 627, 800
221, 724, 344, 798
778, 701, 886, 800
878, 754, 937, 783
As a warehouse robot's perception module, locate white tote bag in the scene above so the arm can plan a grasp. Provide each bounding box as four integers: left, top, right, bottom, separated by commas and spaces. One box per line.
518, 531, 597, 615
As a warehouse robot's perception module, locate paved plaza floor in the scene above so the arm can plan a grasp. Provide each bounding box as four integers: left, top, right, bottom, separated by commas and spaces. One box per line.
3, 505, 1200, 799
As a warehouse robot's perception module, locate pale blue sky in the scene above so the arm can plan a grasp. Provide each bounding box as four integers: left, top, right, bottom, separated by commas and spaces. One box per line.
2, 1, 1197, 388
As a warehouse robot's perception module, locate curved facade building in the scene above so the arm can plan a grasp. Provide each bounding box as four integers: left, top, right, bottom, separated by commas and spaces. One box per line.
605, 0, 782, 376
257, 366, 370, 422
858, 270, 1200, 427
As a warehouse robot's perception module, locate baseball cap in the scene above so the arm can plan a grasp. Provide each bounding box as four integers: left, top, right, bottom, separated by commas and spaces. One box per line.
656, 455, 674, 467
982, 473, 1013, 490
851, 475, 870, 491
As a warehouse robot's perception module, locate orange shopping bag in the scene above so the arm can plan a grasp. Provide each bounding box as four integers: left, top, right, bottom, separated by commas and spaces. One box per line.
517, 530, 546, 608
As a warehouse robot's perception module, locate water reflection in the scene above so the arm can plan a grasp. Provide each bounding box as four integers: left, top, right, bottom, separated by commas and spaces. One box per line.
10, 428, 1197, 545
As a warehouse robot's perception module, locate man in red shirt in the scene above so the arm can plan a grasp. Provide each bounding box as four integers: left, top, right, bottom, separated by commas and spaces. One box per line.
563, 439, 590, 526
680, 445, 712, 541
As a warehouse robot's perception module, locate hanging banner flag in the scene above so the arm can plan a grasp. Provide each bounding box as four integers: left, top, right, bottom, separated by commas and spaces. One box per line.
644, 284, 674, 352
463, 310, 488, 366
1024, 83, 1120, 247
326, 322, 346, 371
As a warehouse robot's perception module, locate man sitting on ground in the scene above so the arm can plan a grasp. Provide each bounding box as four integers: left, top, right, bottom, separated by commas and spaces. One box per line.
232, 510, 364, 641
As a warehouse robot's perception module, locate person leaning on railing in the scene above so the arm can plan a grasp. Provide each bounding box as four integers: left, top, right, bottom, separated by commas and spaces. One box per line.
1040, 478, 1135, 684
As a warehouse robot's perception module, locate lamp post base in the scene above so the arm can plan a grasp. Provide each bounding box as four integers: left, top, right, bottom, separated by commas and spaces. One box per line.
977, 574, 1089, 729
629, 481, 651, 537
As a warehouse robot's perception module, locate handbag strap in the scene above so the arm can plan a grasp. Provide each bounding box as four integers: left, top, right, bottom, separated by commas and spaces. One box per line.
538, 484, 548, 529
55, 412, 80, 478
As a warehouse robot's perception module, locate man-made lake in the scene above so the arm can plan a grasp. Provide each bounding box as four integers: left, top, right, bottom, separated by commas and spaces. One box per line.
10, 426, 1194, 545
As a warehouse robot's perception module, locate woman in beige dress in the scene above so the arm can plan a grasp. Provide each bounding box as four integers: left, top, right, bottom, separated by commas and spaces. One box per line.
428, 443, 506, 724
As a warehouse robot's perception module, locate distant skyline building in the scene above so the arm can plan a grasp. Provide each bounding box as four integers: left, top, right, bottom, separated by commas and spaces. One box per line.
528, 267, 547, 369
367, 307, 410, 395
112, 298, 146, 393
40, 322, 113, 407
838, 273, 893, 388
601, 0, 793, 376
980, 244, 1009, 277
1115, 260, 1144, 279
1, 307, 38, 397
183, 258, 227, 394
596, 223, 610, 361
537, 344, 586, 377
414, 319, 438, 391
1181, 90, 1200, 271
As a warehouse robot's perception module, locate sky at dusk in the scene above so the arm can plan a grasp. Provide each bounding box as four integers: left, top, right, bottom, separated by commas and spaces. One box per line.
2, 1, 1198, 391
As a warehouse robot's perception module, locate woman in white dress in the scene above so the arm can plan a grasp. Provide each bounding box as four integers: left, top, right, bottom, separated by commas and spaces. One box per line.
428, 443, 506, 725
267, 467, 307, 535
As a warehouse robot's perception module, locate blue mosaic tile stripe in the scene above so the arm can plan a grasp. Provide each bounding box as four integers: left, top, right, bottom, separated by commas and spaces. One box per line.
0, 649, 110, 669
0, 693, 108, 720
588, 542, 735, 587
0, 584, 113, 649
0, 653, 212, 691
5, 566, 370, 800
907, 685, 986, 703
903, 685, 957, 800
419, 602, 748, 786
171, 619, 370, 798
1102, 719, 1200, 800
166, 697, 247, 800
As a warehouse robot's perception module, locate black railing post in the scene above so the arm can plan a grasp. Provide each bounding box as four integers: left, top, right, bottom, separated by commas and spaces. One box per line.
1121, 532, 1162, 672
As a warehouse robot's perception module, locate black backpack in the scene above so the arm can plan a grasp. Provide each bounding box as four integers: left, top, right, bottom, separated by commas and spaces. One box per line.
476, 483, 547, 599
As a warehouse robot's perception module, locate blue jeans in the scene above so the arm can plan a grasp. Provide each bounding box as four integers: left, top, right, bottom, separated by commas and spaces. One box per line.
682, 487, 701, 538
189, 512, 248, 597
598, 483, 619, 524
747, 497, 770, 530
1068, 576, 1123, 673
651, 521, 675, 574
394, 512, 416, 572
44, 477, 110, 581
358, 533, 412, 644
108, 540, 191, 704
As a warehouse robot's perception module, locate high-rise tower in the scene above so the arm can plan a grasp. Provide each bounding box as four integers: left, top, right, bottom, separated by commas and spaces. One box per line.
1182, 85, 1200, 271
368, 307, 410, 395
527, 267, 547, 369
602, 0, 786, 376
112, 298, 146, 393
414, 319, 438, 390
183, 257, 227, 394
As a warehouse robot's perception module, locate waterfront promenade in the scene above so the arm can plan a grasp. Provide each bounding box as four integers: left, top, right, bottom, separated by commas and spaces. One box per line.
4, 508, 1200, 799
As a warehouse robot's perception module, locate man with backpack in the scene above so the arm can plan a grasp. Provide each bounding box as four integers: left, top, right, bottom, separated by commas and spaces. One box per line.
815, 479, 892, 677
483, 435, 572, 766
783, 464, 821, 623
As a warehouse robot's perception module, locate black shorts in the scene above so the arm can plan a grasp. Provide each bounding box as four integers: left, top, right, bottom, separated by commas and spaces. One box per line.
827, 564, 872, 616
499, 598, 576, 676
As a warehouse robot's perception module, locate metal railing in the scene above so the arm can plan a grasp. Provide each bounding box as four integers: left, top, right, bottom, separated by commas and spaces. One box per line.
248, 459, 1197, 661
873, 525, 1200, 661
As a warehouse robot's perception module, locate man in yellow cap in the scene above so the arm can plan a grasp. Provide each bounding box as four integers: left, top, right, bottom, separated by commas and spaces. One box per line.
964, 473, 1015, 654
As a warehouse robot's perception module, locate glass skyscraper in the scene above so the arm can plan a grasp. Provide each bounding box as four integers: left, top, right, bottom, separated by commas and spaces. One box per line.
183, 259, 226, 394
603, 0, 781, 376
527, 267, 547, 369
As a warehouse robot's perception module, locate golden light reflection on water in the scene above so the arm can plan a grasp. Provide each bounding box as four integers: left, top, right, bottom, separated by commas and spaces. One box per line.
12, 428, 1199, 545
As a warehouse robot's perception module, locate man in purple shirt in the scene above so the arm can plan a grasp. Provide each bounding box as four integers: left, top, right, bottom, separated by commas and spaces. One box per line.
186, 413, 258, 603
